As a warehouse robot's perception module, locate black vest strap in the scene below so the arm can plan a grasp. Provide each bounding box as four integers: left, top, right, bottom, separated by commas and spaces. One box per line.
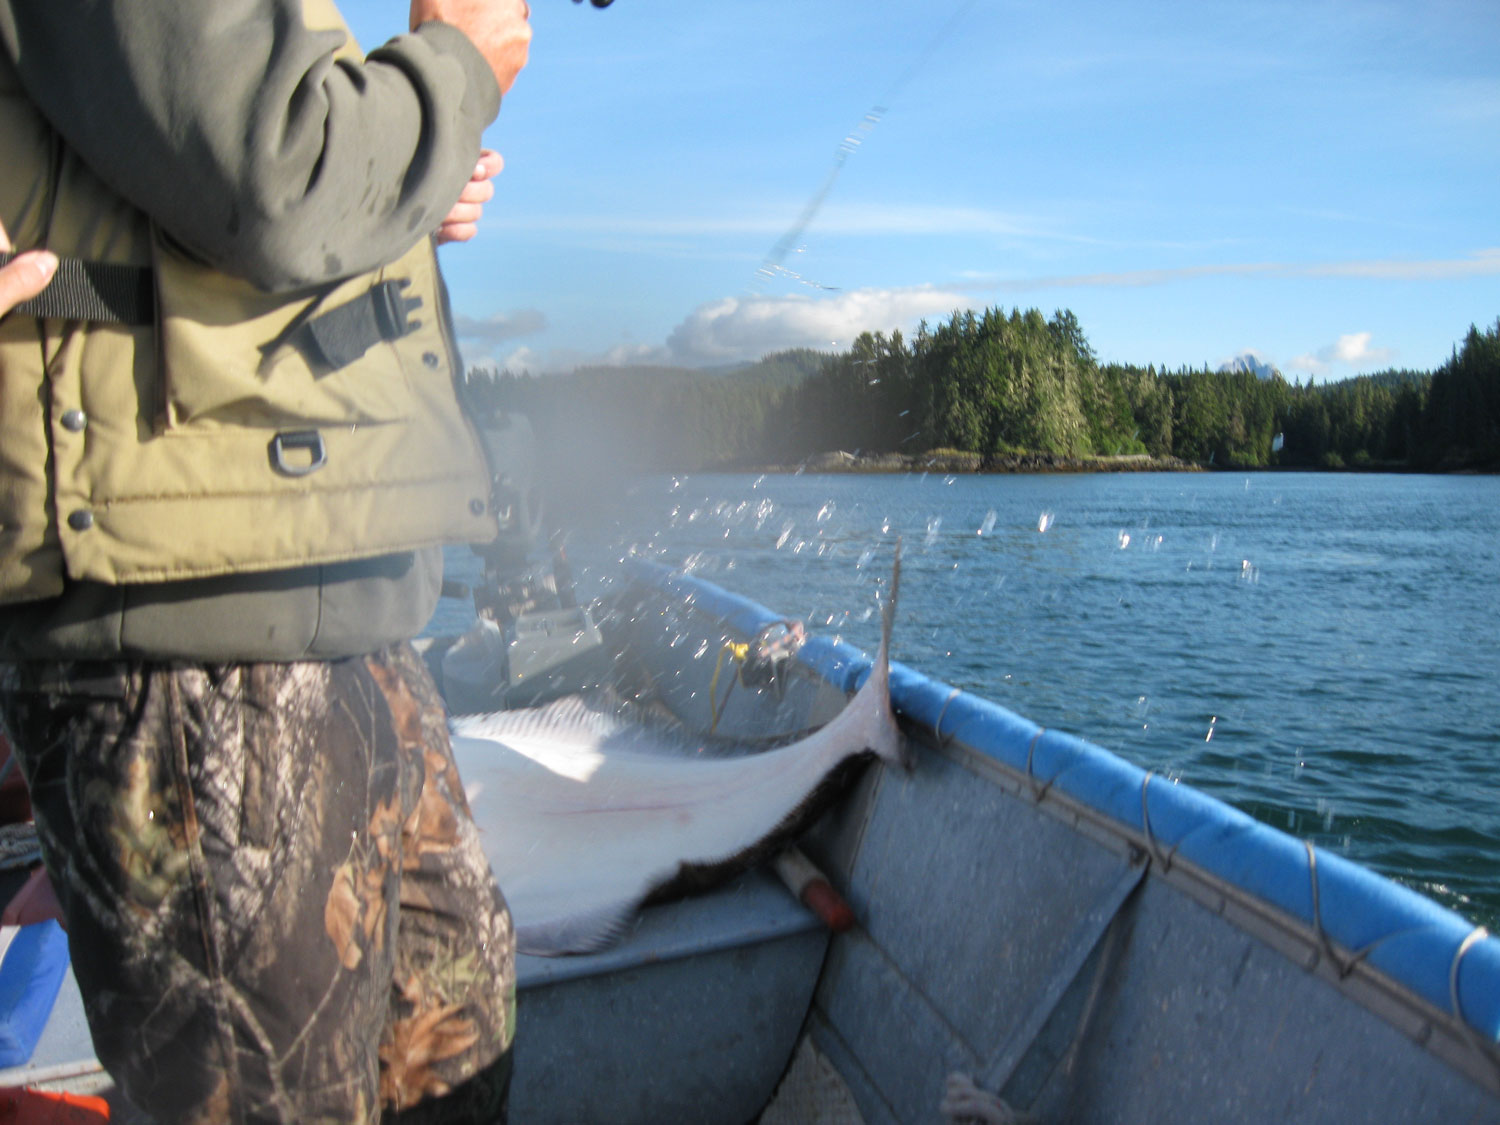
0, 251, 155, 325
294, 279, 424, 373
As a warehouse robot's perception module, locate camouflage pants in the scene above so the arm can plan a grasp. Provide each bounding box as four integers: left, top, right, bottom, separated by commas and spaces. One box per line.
0, 643, 514, 1124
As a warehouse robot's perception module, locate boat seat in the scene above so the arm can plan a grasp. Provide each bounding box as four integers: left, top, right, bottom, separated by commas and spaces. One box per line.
511, 867, 831, 1123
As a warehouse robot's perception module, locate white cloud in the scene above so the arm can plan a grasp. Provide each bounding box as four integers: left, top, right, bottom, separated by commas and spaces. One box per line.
1287, 332, 1395, 376
455, 309, 547, 367
662, 286, 968, 366
472, 285, 971, 373
494, 344, 542, 374
453, 308, 547, 345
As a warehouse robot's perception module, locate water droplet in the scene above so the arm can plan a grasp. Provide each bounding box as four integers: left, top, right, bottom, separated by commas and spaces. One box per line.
816, 501, 836, 524
1117, 531, 1131, 549
978, 510, 997, 536
1037, 511, 1055, 533
924, 516, 942, 547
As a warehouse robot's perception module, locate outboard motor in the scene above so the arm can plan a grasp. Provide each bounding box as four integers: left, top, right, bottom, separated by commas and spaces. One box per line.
439, 412, 608, 713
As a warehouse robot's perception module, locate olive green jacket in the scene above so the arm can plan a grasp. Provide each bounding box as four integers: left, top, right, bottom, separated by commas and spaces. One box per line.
0, 0, 502, 660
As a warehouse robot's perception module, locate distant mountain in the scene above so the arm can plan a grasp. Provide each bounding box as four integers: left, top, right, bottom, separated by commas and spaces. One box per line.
723, 348, 829, 387
560, 348, 828, 388
1218, 352, 1278, 380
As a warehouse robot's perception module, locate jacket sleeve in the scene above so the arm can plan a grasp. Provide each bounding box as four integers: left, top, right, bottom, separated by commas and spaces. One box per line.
0, 0, 501, 292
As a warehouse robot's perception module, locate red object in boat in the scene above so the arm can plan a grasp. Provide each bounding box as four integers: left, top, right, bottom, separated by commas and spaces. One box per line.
0, 1087, 111, 1123
0, 737, 30, 827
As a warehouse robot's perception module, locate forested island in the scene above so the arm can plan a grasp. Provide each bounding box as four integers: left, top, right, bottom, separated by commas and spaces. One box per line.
470, 310, 1499, 485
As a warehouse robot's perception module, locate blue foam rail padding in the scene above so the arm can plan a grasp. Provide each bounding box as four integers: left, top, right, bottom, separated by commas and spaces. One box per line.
622, 562, 1500, 1047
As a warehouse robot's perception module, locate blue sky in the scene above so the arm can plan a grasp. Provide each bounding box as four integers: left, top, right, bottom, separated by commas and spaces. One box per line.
348, 0, 1499, 381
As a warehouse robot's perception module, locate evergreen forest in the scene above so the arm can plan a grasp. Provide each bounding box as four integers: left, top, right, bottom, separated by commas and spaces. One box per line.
468, 311, 1500, 486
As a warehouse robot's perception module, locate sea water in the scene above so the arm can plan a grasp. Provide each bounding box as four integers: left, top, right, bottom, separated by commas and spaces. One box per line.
437, 471, 1500, 929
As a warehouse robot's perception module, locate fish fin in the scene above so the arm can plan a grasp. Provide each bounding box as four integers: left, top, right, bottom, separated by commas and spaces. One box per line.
516, 896, 644, 956
864, 539, 908, 770
883, 536, 901, 661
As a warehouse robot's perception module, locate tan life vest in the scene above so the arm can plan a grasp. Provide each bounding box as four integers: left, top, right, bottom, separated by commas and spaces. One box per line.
0, 0, 497, 605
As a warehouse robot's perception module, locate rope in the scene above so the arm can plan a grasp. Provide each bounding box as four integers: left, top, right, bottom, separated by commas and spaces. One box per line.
707, 640, 750, 733
933, 687, 962, 747
1139, 772, 1178, 872
1303, 840, 1376, 979
1023, 729, 1051, 802
706, 619, 804, 732
0, 822, 41, 871
940, 1073, 1039, 1124
1448, 926, 1500, 1084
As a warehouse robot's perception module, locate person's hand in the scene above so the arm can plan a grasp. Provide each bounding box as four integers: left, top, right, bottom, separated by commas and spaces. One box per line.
437, 148, 504, 245
0, 218, 57, 316
410, 0, 532, 95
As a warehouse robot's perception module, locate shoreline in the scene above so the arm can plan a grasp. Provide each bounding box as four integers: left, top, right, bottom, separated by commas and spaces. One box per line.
732, 450, 1202, 475
720, 450, 1499, 476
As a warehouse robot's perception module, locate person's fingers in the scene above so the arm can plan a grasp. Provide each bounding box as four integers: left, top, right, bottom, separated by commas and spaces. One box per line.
435, 222, 479, 246
455, 178, 495, 206
475, 148, 504, 180
450, 200, 487, 223
0, 249, 59, 313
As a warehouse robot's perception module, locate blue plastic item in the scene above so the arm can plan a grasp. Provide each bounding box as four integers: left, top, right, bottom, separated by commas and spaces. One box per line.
0, 920, 70, 1067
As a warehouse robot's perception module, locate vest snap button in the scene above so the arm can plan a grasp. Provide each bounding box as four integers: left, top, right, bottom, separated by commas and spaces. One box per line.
423, 352, 441, 369
60, 409, 88, 433
68, 510, 94, 531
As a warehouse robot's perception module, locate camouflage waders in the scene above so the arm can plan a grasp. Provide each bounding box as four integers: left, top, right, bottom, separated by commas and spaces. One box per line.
0, 643, 515, 1124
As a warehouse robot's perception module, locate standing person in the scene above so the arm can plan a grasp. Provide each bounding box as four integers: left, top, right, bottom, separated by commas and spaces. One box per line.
0, 1, 530, 1120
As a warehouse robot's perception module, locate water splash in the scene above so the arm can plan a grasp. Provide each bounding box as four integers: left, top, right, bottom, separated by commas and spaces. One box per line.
816, 500, 837, 524
1117, 531, 1131, 550
978, 509, 997, 536
924, 516, 943, 548
1037, 511, 1055, 533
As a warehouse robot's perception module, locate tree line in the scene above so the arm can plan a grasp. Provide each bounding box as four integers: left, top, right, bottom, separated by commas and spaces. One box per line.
468, 310, 1500, 481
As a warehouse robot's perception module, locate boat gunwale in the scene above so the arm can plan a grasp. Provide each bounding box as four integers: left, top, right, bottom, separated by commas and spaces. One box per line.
621, 557, 1500, 1097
